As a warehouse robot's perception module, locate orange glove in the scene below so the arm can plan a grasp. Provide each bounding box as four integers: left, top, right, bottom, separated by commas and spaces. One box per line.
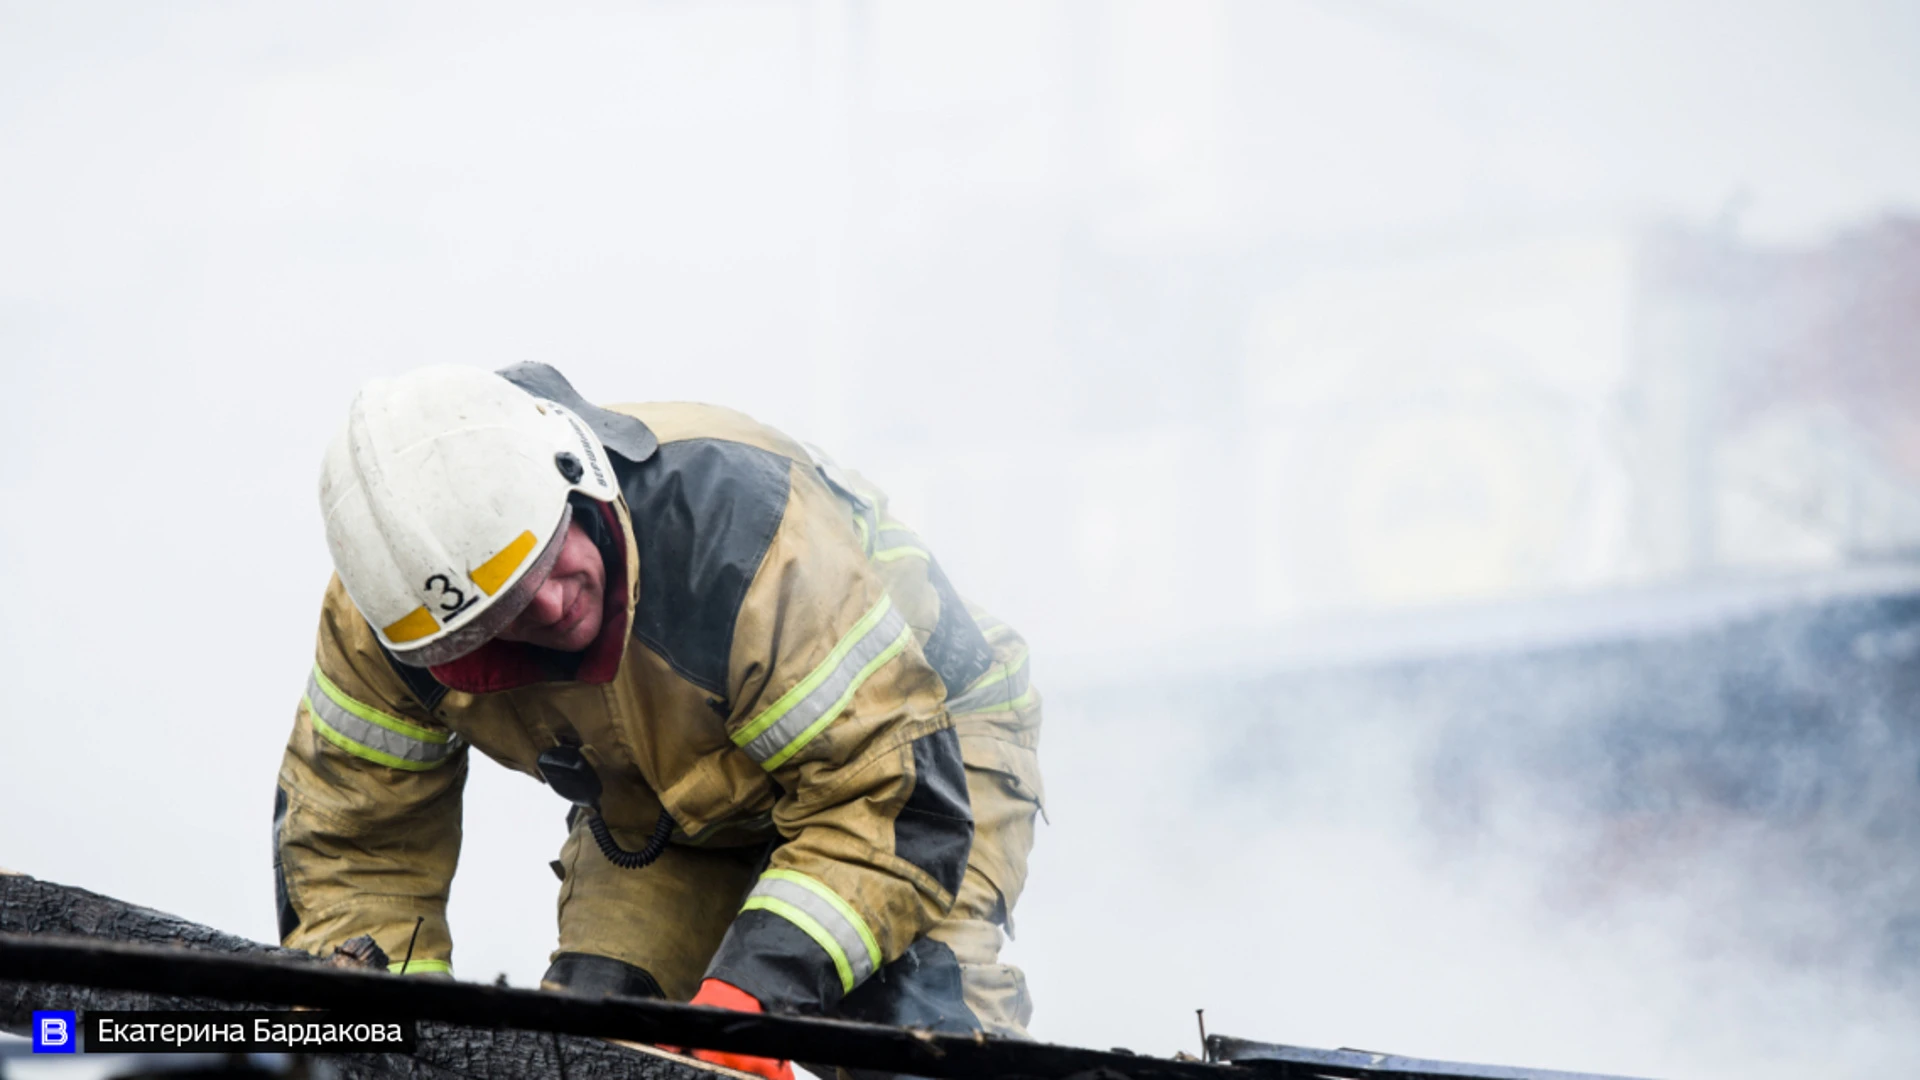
685, 979, 794, 1080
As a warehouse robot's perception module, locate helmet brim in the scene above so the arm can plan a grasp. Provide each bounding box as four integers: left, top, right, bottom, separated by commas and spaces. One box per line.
386, 504, 573, 668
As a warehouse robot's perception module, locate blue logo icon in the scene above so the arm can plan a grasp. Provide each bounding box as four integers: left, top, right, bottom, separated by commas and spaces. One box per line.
32, 1010, 77, 1053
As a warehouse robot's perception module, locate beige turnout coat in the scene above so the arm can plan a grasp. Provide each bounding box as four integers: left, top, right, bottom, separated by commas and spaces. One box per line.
274, 369, 1042, 1025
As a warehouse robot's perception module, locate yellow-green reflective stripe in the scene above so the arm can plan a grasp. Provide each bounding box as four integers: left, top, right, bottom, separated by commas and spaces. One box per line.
733, 598, 898, 743
845, 501, 879, 558
305, 667, 458, 770
948, 655, 1032, 715
764, 626, 908, 770
743, 870, 880, 994
733, 599, 911, 770
741, 896, 855, 994
871, 528, 927, 564
760, 869, 882, 971
308, 707, 440, 772
311, 666, 450, 743
388, 959, 453, 975
872, 545, 929, 564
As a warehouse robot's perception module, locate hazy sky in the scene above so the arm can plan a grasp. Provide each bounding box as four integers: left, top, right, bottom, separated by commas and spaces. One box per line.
5, 3, 1920, 1077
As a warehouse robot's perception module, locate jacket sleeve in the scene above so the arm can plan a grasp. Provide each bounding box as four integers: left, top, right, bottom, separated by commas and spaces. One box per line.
274, 576, 467, 975
702, 464, 974, 1015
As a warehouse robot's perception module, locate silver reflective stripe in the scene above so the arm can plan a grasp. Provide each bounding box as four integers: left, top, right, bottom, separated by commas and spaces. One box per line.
949, 655, 1031, 715
742, 871, 879, 991
734, 600, 912, 769
305, 667, 460, 771
872, 528, 927, 561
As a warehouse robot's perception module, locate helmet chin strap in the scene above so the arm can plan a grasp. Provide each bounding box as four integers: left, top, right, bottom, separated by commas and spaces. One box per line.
569, 491, 621, 564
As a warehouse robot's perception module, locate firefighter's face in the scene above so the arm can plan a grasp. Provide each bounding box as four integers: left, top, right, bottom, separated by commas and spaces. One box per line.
496, 520, 606, 652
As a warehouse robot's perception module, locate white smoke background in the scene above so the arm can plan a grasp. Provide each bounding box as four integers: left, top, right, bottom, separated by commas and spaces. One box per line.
1021, 583, 1920, 1078
5, 3, 1920, 1077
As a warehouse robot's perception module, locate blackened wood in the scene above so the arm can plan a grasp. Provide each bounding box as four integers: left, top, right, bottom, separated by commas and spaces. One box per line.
0, 931, 1244, 1079
0, 873, 715, 1080
0, 873, 1241, 1078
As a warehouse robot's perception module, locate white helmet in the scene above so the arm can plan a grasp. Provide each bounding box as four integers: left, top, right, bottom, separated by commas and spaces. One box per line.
319, 365, 620, 666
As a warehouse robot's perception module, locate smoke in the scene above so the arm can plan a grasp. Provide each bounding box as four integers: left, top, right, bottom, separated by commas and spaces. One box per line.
5, 4, 1920, 1079
1006, 583, 1920, 1078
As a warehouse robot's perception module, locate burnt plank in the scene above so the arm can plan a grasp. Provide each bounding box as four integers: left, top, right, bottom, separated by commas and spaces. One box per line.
0, 872, 716, 1080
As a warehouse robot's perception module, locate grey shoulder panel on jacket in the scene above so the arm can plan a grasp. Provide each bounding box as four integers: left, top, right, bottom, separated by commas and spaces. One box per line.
615, 438, 791, 696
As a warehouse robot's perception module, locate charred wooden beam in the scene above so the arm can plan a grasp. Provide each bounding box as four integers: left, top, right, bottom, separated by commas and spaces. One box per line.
0, 872, 733, 1079
0, 874, 1238, 1079
0, 874, 1651, 1080
0, 934, 1242, 1079
1206, 1036, 1654, 1080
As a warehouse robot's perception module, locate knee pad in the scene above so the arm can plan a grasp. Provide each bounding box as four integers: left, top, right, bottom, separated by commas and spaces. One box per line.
540, 952, 665, 999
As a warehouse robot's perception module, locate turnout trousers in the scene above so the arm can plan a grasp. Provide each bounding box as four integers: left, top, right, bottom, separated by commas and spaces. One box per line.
542, 738, 1044, 1046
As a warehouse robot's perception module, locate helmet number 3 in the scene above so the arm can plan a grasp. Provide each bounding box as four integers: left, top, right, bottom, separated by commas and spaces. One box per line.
426, 574, 479, 620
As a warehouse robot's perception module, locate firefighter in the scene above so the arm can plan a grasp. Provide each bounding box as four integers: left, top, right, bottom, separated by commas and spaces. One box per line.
273, 363, 1044, 1080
